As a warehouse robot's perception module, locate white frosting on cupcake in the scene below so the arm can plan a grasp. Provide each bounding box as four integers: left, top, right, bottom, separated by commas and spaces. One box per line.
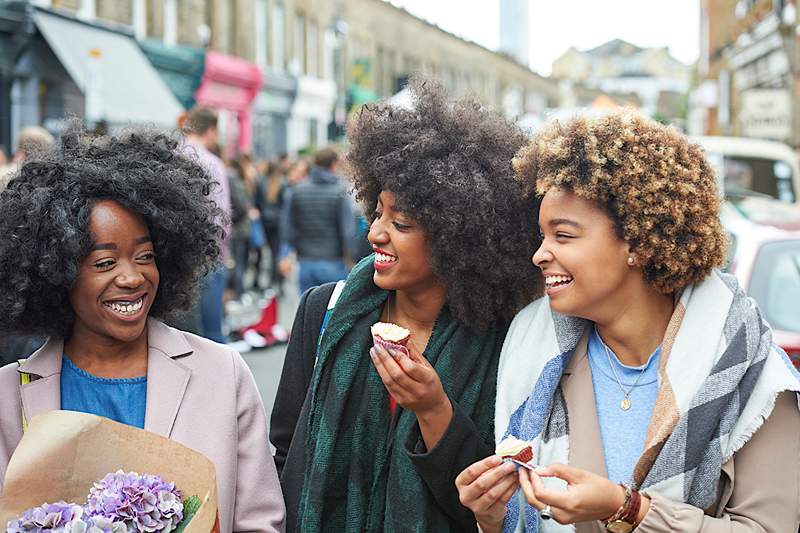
495, 436, 530, 457
371, 322, 410, 344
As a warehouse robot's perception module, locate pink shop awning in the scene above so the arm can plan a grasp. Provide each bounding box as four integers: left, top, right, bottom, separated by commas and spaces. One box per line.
195, 51, 262, 152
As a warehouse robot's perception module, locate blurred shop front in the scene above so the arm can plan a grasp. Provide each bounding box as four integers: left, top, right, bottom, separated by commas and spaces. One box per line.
253, 71, 296, 159
287, 75, 335, 155
139, 40, 205, 112
4, 6, 182, 148
195, 50, 262, 158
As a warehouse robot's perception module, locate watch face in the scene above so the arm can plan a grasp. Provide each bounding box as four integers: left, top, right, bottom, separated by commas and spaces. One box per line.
605, 520, 634, 533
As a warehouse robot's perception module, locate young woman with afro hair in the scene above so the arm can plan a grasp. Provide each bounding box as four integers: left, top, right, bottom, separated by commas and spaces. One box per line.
0, 127, 285, 533
457, 112, 800, 533
270, 78, 543, 532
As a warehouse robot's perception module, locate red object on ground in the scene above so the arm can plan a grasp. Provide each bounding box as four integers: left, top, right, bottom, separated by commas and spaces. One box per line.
238, 294, 288, 347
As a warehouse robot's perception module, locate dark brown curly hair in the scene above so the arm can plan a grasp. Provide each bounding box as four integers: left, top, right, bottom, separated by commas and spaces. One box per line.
514, 112, 726, 293
0, 125, 224, 337
346, 77, 542, 329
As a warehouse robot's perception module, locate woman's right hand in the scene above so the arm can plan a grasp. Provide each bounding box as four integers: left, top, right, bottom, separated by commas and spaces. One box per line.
455, 455, 519, 533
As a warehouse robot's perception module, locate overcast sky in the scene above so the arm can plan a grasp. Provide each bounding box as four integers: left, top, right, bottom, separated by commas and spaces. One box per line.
388, 0, 700, 75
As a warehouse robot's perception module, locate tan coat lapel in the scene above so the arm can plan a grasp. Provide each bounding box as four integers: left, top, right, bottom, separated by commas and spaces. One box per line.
143, 319, 193, 438
561, 333, 607, 479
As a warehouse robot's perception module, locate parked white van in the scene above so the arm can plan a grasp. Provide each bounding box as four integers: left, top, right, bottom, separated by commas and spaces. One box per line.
693, 136, 800, 204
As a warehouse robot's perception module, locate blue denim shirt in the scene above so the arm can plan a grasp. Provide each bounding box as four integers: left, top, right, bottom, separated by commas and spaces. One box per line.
60, 356, 147, 429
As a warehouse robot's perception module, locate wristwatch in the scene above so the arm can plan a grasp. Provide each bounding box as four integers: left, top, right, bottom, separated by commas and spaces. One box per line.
603, 484, 641, 533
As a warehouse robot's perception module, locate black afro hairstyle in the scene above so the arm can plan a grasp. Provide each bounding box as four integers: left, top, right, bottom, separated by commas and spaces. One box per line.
346, 77, 543, 329
0, 125, 224, 337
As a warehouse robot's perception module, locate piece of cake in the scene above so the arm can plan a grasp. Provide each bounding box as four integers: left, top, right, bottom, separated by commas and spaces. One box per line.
496, 435, 534, 464
371, 322, 411, 359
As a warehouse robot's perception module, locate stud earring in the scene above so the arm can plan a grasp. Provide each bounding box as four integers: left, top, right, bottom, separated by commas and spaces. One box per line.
627, 256, 635, 266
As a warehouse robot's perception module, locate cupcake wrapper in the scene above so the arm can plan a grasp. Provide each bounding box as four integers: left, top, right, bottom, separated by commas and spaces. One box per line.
511, 446, 533, 464
372, 335, 410, 359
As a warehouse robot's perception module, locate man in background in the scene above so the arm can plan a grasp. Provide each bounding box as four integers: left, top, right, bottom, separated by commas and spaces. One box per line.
179, 106, 232, 343
279, 147, 355, 295
0, 126, 54, 191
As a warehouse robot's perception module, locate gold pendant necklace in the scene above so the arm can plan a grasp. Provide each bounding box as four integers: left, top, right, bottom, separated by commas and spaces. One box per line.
596, 327, 647, 412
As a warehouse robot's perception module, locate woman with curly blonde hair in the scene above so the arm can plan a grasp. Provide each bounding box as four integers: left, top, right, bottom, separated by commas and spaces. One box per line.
456, 112, 800, 533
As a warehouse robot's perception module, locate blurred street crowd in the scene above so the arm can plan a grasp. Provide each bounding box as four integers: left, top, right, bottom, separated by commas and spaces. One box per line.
0, 105, 372, 365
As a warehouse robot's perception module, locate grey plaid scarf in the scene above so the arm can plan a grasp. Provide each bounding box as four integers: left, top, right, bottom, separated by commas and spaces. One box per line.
495, 271, 800, 532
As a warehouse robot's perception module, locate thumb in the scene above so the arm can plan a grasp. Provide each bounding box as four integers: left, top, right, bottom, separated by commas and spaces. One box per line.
407, 341, 430, 367
536, 463, 584, 484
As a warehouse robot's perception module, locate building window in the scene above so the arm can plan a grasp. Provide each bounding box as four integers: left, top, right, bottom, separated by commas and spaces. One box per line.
132, 0, 146, 40
255, 0, 268, 67
163, 0, 177, 47
272, 3, 285, 72
78, 0, 95, 19
307, 20, 319, 78
293, 13, 306, 75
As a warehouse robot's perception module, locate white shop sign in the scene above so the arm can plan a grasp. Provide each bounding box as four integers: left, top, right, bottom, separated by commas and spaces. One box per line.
739, 89, 792, 141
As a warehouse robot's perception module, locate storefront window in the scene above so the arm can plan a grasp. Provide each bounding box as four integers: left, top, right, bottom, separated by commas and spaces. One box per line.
271, 3, 285, 72
294, 13, 306, 75
307, 20, 319, 78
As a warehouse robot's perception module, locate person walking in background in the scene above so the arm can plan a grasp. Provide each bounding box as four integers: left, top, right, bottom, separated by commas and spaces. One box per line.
286, 158, 309, 187
256, 160, 288, 293
0, 126, 54, 191
278, 147, 356, 295
227, 157, 254, 300
179, 106, 231, 343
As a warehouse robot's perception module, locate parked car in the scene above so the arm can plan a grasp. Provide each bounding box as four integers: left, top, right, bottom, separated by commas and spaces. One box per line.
721, 197, 800, 368
695, 136, 800, 205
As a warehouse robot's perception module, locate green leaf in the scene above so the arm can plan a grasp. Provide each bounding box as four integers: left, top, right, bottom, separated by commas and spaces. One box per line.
173, 495, 202, 533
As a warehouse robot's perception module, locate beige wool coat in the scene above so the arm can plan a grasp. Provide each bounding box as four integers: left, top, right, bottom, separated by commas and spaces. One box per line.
0, 319, 285, 533
561, 335, 800, 533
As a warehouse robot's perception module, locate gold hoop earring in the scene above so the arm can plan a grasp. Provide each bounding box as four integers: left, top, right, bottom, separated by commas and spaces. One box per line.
627, 256, 635, 266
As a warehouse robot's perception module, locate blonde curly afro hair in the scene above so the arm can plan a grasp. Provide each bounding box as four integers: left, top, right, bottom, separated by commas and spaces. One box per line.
514, 112, 727, 293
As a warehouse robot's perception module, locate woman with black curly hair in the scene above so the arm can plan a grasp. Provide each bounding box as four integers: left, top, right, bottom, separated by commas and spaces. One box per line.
270, 78, 542, 533
0, 128, 285, 532
456, 112, 800, 533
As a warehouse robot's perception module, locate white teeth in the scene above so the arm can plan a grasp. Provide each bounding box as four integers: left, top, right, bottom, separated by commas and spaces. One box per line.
545, 275, 573, 288
104, 297, 144, 316
375, 253, 397, 263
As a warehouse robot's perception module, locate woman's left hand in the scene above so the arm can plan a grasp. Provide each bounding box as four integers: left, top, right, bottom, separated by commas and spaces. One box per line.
517, 464, 626, 525
369, 343, 449, 418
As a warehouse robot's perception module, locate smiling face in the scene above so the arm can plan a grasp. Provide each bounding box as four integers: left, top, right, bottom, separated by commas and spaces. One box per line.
367, 190, 441, 293
532, 189, 634, 321
68, 200, 159, 344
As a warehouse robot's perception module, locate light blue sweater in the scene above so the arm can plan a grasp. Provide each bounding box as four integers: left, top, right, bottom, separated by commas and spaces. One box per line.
587, 327, 661, 484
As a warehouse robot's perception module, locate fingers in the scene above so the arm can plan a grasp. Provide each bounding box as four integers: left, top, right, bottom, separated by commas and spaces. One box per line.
521, 466, 575, 510
395, 349, 433, 381
456, 455, 504, 488
406, 341, 428, 365
537, 463, 583, 484
518, 468, 545, 510
371, 346, 412, 386
458, 459, 519, 512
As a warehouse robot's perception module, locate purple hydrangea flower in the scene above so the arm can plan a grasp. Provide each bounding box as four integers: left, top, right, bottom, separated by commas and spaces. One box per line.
84, 471, 183, 533
6, 501, 84, 533
70, 516, 129, 533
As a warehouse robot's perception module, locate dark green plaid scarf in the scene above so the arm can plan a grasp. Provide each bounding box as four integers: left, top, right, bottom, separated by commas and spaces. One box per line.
296, 257, 507, 532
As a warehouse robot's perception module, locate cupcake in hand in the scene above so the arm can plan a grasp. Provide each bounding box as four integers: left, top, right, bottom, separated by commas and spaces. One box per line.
496, 435, 536, 469
371, 322, 411, 359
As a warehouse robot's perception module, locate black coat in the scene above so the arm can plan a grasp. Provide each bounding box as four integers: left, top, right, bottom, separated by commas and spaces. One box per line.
269, 284, 492, 532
